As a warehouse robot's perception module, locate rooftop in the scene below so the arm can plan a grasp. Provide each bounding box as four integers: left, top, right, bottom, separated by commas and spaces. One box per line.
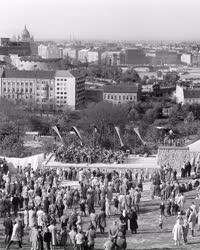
183, 89, 200, 99
104, 84, 139, 93
2, 70, 55, 79
55, 70, 73, 78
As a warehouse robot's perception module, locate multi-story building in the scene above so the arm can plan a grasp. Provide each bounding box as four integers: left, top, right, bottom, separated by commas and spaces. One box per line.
121, 48, 149, 65
103, 84, 141, 105
38, 44, 63, 59
176, 85, 200, 104
0, 69, 85, 110
181, 53, 192, 65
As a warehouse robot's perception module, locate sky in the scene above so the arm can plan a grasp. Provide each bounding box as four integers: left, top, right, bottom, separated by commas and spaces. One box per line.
1, 0, 200, 41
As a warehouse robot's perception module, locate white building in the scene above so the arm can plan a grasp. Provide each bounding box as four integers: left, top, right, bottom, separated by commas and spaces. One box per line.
0, 69, 85, 110
38, 44, 63, 59
63, 48, 77, 59
176, 85, 200, 104
55, 70, 85, 109
181, 53, 192, 65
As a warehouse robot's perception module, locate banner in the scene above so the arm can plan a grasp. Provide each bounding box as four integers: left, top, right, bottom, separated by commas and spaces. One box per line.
114, 126, 124, 147
52, 126, 63, 143
134, 127, 146, 145
70, 126, 82, 145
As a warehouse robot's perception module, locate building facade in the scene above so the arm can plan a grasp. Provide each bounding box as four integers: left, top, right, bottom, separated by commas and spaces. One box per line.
0, 70, 85, 110
103, 84, 140, 104
38, 44, 63, 59
176, 85, 200, 104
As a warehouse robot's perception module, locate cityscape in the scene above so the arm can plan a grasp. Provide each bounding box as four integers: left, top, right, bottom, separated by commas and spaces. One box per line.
1, 0, 200, 249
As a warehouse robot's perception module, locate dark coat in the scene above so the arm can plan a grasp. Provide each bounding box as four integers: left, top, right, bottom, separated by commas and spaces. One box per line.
129, 211, 138, 231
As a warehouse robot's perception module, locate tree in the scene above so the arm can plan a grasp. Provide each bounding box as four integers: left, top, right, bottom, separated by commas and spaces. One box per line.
120, 68, 140, 83
0, 120, 24, 157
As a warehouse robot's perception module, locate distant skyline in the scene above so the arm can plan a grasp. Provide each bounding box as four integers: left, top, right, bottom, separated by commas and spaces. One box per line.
1, 0, 200, 41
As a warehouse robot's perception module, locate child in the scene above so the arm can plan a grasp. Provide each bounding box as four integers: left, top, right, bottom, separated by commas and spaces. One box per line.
159, 215, 163, 229
160, 202, 165, 216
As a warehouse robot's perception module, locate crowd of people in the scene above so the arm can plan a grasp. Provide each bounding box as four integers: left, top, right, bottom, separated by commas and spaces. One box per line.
0, 162, 145, 250
55, 144, 127, 164
1, 156, 200, 249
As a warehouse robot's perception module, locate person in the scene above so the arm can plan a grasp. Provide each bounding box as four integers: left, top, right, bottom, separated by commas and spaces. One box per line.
60, 227, 68, 250
69, 226, 77, 249
86, 224, 96, 250
30, 224, 40, 250
109, 221, 119, 241
160, 202, 165, 216
104, 237, 115, 250
6, 219, 22, 249
114, 196, 119, 215
129, 207, 138, 234
188, 208, 196, 237
172, 219, 183, 246
182, 219, 189, 245
43, 227, 52, 250
98, 209, 106, 233
3, 215, 13, 244
116, 231, 127, 250
48, 221, 57, 250
38, 229, 44, 250
75, 228, 85, 250
158, 215, 163, 230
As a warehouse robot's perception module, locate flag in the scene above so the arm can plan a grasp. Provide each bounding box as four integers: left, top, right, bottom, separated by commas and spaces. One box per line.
70, 126, 82, 141
134, 127, 146, 145
114, 126, 124, 147
52, 126, 63, 142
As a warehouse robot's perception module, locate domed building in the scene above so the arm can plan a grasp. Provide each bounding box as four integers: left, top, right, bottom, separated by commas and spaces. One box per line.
20, 25, 34, 42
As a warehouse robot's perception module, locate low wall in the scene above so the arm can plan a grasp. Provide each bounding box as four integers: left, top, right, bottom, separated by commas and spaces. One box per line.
44, 156, 159, 170
1, 153, 45, 172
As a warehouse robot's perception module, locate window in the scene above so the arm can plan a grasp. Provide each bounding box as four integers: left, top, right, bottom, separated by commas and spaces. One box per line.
57, 88, 59, 90
64, 92, 67, 94
64, 101, 67, 103
64, 96, 67, 99
30, 82, 33, 86
17, 82, 19, 85
21, 82, 23, 85
123, 96, 125, 100
3, 88, 6, 92
30, 88, 32, 92
114, 96, 117, 100
57, 92, 59, 95
61, 92, 63, 94
61, 79, 63, 81
111, 95, 113, 99
64, 79, 67, 81
119, 95, 121, 100
60, 96, 63, 99
130, 96, 132, 100
25, 88, 28, 92
108, 95, 110, 99
25, 82, 28, 85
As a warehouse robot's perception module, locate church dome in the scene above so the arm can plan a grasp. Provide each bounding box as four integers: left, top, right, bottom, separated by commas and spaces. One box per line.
21, 25, 30, 40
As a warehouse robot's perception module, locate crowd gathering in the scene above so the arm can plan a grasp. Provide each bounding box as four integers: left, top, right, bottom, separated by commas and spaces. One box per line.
0, 159, 145, 250
55, 145, 127, 164
0, 155, 200, 249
